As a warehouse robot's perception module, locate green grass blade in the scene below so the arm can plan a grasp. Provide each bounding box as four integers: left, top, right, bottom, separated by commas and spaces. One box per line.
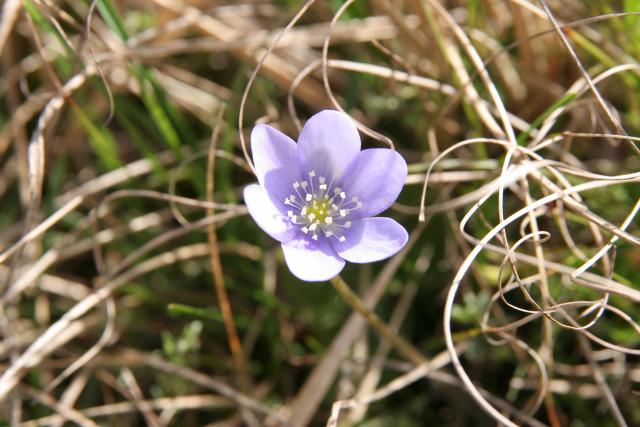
70, 104, 122, 170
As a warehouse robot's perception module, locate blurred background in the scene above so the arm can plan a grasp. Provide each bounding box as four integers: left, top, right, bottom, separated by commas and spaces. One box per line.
1, 0, 640, 425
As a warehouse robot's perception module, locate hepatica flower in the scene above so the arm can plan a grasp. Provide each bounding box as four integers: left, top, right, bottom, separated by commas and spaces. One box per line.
244, 110, 408, 282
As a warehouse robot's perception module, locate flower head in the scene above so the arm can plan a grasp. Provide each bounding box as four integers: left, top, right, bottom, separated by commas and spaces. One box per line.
244, 110, 408, 282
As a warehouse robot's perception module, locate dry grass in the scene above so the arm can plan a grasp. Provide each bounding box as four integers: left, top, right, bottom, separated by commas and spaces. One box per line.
0, 0, 639, 426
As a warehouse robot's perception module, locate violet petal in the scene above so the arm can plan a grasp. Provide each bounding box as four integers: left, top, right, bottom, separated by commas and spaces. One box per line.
281, 234, 345, 281
243, 184, 298, 243
297, 110, 360, 180
251, 124, 301, 207
331, 217, 408, 263
339, 148, 407, 219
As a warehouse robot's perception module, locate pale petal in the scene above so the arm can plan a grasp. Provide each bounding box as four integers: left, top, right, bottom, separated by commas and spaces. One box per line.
339, 149, 407, 219
297, 110, 360, 181
244, 184, 297, 243
331, 217, 408, 263
251, 124, 302, 206
281, 235, 345, 282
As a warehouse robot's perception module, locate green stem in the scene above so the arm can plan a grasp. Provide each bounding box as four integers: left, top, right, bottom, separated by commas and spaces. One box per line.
330, 275, 426, 366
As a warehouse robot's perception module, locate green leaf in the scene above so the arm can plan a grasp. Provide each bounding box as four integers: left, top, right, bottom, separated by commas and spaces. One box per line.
167, 303, 250, 328
70, 104, 122, 170
517, 92, 577, 144
23, 0, 74, 74
96, 0, 129, 41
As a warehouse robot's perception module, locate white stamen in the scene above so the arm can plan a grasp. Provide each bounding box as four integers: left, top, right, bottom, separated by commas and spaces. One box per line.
285, 173, 359, 244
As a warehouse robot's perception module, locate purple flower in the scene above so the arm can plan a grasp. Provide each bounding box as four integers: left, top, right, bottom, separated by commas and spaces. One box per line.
243, 110, 408, 282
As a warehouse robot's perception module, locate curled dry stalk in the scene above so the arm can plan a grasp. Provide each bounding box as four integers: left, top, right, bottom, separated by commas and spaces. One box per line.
2, 0, 640, 426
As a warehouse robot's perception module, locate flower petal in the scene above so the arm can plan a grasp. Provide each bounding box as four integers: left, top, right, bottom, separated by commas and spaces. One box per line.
340, 148, 407, 219
244, 184, 298, 243
251, 124, 301, 206
331, 217, 408, 263
281, 235, 345, 282
297, 110, 360, 180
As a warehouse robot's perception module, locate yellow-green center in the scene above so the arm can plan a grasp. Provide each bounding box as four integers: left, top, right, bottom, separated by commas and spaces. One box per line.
283, 169, 363, 242
307, 197, 330, 223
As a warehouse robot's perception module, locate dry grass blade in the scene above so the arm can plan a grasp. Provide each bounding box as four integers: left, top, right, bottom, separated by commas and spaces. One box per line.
0, 236, 243, 401
3, 1, 640, 426
206, 108, 247, 389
